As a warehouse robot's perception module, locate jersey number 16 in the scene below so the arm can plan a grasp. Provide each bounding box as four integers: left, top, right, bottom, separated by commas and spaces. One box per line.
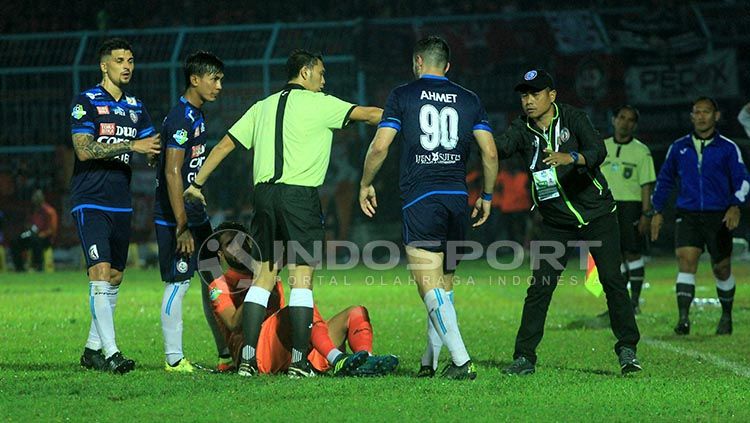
419, 104, 459, 151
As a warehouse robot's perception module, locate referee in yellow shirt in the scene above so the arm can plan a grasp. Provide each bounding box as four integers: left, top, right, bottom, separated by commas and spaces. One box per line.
185, 49, 382, 377
600, 105, 656, 314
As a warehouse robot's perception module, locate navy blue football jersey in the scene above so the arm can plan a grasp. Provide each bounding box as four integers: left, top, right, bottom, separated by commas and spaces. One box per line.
379, 75, 492, 205
69, 85, 155, 211
153, 97, 209, 225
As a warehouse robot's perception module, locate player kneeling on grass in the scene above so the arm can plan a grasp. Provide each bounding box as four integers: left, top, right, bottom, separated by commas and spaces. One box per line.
206, 222, 398, 377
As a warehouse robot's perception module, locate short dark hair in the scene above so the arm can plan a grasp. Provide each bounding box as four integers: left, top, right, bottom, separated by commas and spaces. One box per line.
184, 51, 224, 88
97, 38, 133, 62
614, 105, 640, 122
213, 221, 253, 272
693, 96, 719, 112
413, 36, 450, 69
286, 49, 323, 81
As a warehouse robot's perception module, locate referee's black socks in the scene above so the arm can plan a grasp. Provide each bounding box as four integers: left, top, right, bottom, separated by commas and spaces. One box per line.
676, 272, 696, 320
716, 275, 736, 316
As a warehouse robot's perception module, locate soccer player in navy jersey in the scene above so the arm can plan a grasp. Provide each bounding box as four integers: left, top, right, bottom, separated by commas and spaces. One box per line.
154, 51, 225, 372
359, 36, 498, 380
71, 38, 161, 373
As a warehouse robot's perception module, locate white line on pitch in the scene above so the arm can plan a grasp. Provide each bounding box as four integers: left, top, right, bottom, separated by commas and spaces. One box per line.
643, 337, 750, 378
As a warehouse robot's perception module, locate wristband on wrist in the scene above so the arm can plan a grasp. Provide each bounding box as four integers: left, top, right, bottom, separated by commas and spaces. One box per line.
190, 180, 203, 190
481, 192, 493, 201
569, 150, 579, 164
642, 209, 656, 217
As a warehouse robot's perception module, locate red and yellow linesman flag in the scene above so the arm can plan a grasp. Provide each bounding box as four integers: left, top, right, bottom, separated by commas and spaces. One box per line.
585, 253, 603, 297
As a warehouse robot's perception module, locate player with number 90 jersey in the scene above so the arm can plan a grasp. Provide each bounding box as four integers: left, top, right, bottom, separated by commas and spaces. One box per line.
379, 75, 492, 206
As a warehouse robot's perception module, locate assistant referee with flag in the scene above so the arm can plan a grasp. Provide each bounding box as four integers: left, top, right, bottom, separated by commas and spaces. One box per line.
185, 49, 382, 378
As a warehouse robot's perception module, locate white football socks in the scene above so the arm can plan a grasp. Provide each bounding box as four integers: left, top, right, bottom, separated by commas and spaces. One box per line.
161, 280, 190, 366
421, 290, 454, 370
89, 281, 119, 358
423, 288, 469, 367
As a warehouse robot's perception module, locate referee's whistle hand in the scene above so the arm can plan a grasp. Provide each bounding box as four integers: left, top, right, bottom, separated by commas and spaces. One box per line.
184, 185, 206, 206
359, 185, 377, 218
472, 199, 491, 227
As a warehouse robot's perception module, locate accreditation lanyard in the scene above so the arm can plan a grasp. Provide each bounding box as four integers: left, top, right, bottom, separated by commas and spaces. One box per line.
528, 104, 561, 201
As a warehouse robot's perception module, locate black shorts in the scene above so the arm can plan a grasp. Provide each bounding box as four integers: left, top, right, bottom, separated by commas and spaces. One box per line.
616, 201, 644, 255
72, 208, 131, 271
155, 220, 213, 282
402, 193, 469, 272
252, 183, 324, 266
675, 210, 732, 263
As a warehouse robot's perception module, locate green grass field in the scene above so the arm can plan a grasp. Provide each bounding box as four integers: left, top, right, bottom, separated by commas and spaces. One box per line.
1, 258, 749, 421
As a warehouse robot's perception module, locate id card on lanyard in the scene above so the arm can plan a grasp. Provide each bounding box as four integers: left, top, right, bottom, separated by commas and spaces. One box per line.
528, 105, 561, 202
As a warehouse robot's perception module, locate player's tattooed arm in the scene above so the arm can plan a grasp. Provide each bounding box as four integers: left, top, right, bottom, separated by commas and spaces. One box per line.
72, 133, 161, 161
72, 133, 131, 161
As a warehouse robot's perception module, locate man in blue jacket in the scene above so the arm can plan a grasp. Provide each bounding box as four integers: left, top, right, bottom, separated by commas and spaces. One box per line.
651, 97, 750, 336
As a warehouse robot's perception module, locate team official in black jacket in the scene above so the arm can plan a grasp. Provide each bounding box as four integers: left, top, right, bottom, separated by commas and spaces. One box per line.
497, 70, 641, 376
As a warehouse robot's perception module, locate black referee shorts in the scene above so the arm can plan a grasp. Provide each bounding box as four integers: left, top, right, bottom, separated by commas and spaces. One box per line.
616, 201, 644, 255
252, 183, 325, 267
674, 210, 732, 263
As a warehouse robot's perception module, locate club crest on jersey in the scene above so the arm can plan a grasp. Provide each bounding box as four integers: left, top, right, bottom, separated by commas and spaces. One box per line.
71, 104, 86, 120
524, 70, 538, 81
129, 109, 139, 123
126, 96, 137, 106
113, 107, 126, 116
88, 245, 99, 260
191, 144, 205, 158
559, 127, 570, 143
100, 123, 116, 136
176, 259, 188, 274
96, 106, 110, 115
173, 129, 189, 145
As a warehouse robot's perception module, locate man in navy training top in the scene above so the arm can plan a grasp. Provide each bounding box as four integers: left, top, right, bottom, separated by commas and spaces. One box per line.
359, 35, 498, 380
651, 97, 750, 336
154, 51, 227, 372
71, 38, 161, 373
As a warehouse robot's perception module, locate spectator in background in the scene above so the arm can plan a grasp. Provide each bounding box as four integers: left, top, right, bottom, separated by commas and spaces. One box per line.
738, 102, 750, 139
10, 189, 58, 272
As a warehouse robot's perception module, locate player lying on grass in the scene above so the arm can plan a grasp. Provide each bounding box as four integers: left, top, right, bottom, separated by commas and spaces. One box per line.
206, 221, 398, 376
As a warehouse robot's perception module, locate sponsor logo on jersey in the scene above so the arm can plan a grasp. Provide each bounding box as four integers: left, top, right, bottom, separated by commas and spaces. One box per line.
414, 152, 462, 165
96, 106, 110, 115
113, 107, 126, 116
71, 104, 86, 120
100, 123, 116, 136
126, 96, 137, 106
176, 259, 188, 274
191, 144, 205, 158
173, 129, 189, 145
88, 245, 99, 260
129, 109, 138, 123
209, 287, 222, 302
97, 126, 137, 143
